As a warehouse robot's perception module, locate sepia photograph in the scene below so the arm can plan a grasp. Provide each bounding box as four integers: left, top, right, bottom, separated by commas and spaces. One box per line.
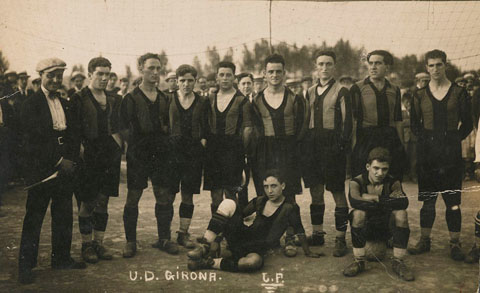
0, 0, 479, 292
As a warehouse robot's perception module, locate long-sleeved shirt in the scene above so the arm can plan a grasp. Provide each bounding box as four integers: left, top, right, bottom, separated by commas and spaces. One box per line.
349, 172, 408, 211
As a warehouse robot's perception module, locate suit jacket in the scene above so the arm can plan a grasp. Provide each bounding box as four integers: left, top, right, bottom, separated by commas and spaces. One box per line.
21, 90, 80, 185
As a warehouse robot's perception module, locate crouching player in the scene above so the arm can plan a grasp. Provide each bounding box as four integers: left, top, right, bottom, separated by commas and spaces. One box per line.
343, 147, 414, 281
187, 169, 322, 272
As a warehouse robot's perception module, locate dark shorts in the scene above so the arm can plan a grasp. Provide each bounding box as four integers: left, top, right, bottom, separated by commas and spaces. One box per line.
352, 126, 407, 180
350, 208, 393, 242
203, 135, 244, 191
78, 136, 122, 201
126, 135, 170, 190
251, 136, 302, 196
167, 136, 204, 194
302, 129, 346, 192
417, 132, 463, 205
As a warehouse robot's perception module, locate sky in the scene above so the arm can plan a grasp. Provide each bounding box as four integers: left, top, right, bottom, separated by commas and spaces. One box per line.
1, 0, 480, 78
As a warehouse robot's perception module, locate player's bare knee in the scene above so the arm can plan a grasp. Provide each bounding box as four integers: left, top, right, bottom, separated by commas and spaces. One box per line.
449, 205, 460, 211
216, 199, 237, 218
392, 210, 408, 227
238, 253, 263, 271
351, 209, 366, 226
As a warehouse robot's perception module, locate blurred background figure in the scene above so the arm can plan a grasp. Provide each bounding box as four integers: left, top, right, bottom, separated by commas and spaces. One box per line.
164, 72, 177, 98
415, 72, 430, 89
106, 72, 120, 95
339, 75, 354, 89
196, 76, 208, 97
118, 77, 130, 97
68, 71, 86, 97
253, 74, 264, 96
301, 76, 313, 99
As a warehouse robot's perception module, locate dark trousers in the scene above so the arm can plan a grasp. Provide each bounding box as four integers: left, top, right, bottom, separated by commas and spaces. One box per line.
18, 178, 73, 271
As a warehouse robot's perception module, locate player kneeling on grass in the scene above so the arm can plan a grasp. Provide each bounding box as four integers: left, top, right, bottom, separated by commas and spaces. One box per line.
187, 169, 322, 272
343, 147, 414, 281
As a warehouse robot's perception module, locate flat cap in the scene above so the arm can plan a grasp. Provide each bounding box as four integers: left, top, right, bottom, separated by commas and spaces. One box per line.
36, 57, 66, 73
464, 73, 475, 80
18, 71, 30, 78
301, 76, 313, 83
71, 71, 86, 80
166, 72, 177, 81
4, 70, 17, 77
415, 72, 430, 80
253, 74, 263, 82
455, 77, 466, 83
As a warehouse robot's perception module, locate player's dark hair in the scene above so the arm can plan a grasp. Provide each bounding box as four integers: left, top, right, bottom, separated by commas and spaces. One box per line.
217, 61, 236, 74
367, 147, 391, 165
264, 169, 286, 184
313, 50, 336, 63
109, 72, 117, 79
137, 53, 162, 69
237, 72, 254, 83
87, 57, 111, 73
120, 77, 129, 83
367, 50, 394, 66
264, 54, 285, 69
425, 49, 447, 64
176, 64, 198, 79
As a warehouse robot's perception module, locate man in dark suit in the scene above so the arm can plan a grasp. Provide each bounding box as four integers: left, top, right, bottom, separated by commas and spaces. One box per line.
18, 57, 86, 284
0, 97, 15, 217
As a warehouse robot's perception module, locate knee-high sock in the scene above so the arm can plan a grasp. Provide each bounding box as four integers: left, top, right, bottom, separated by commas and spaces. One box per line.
123, 206, 138, 242
475, 211, 480, 245
179, 203, 194, 233
310, 204, 325, 225
207, 212, 229, 236
210, 204, 219, 216
93, 212, 108, 243
393, 226, 410, 249
445, 206, 462, 233
220, 258, 239, 272
351, 226, 366, 260
335, 207, 349, 232
155, 203, 173, 240
420, 202, 436, 229
79, 216, 93, 243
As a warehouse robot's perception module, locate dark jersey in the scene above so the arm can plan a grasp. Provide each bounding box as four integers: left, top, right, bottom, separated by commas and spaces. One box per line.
411, 83, 472, 139
120, 87, 169, 143
305, 79, 353, 140
351, 77, 402, 128
168, 92, 208, 139
207, 91, 253, 136
252, 88, 306, 139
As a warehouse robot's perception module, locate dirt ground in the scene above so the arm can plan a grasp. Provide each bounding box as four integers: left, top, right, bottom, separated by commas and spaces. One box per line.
0, 164, 479, 292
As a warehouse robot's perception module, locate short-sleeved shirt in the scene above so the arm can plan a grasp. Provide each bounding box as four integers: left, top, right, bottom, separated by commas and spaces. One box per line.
351, 77, 402, 128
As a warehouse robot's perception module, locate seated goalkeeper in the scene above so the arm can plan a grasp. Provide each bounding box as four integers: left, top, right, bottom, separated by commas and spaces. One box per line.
187, 169, 322, 272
